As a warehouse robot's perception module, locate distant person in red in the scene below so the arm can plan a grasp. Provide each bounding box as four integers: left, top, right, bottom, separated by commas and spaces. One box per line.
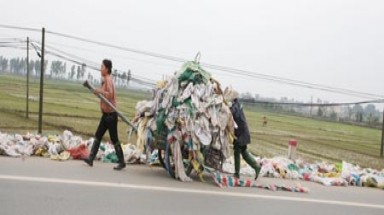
83, 59, 126, 170
262, 116, 268, 127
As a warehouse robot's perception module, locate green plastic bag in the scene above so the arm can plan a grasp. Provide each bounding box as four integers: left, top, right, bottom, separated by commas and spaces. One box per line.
103, 153, 118, 163
156, 109, 167, 135
177, 61, 211, 85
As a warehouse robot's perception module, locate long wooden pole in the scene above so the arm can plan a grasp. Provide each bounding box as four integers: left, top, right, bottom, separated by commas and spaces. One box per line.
83, 80, 137, 131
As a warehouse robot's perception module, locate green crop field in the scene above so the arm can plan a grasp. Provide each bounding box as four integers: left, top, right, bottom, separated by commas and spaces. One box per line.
0, 74, 151, 141
1, 74, 383, 169
245, 107, 383, 169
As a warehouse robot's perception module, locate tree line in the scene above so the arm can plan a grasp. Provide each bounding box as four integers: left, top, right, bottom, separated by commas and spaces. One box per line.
1, 56, 381, 126
241, 93, 383, 127
0, 56, 132, 87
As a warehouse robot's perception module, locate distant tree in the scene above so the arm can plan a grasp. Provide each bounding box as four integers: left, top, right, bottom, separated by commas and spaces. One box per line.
116, 73, 121, 86
127, 70, 131, 83
322, 106, 328, 117
317, 107, 324, 117
50, 60, 60, 77
80, 63, 86, 79
0, 57, 8, 72
1, 57, 48, 76
34, 59, 40, 76
77, 65, 81, 80
346, 106, 353, 120
10, 58, 17, 73
28, 60, 34, 75
121, 72, 127, 85
63, 63, 67, 78
364, 104, 378, 119
367, 113, 374, 125
87, 72, 93, 81
352, 104, 364, 122
70, 65, 76, 79
12, 57, 23, 74
17, 58, 23, 73
364, 104, 380, 125
43, 60, 48, 74
20, 58, 25, 74
112, 69, 118, 82
330, 111, 338, 120
240, 92, 254, 104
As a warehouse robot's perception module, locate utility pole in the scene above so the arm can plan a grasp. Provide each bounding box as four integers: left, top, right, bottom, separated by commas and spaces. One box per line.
26, 37, 29, 118
381, 107, 384, 157
38, 28, 45, 134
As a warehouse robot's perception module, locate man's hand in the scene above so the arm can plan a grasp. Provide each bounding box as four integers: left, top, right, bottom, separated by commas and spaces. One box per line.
94, 88, 103, 95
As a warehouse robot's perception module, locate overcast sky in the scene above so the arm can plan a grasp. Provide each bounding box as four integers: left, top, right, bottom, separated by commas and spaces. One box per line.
1, 0, 383, 103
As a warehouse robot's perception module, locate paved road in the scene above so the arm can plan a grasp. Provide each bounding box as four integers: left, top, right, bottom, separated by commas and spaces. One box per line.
0, 157, 383, 215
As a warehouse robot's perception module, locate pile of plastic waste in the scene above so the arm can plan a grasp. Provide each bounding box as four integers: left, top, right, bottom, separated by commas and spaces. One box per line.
222, 156, 384, 189
212, 171, 309, 193
133, 60, 236, 181
0, 130, 152, 164
1, 129, 383, 189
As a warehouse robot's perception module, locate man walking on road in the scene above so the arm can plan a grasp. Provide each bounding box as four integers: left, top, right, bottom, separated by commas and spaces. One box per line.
83, 59, 126, 170
229, 90, 261, 179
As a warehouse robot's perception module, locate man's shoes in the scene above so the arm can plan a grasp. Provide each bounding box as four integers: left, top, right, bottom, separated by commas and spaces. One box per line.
113, 163, 126, 170
83, 158, 93, 167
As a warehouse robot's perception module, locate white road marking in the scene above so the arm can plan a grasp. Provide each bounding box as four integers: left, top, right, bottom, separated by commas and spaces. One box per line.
0, 174, 383, 210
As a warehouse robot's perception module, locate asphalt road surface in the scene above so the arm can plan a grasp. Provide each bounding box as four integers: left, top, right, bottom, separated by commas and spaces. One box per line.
0, 156, 383, 215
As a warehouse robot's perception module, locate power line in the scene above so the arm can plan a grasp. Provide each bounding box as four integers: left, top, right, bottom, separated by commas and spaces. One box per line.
1, 24, 383, 99
0, 24, 41, 33
0, 45, 27, 50
0, 37, 27, 41
45, 40, 180, 70
204, 64, 384, 100
241, 99, 384, 107
45, 30, 187, 63
44, 29, 384, 99
1, 40, 155, 87
31, 42, 156, 87
0, 41, 25, 44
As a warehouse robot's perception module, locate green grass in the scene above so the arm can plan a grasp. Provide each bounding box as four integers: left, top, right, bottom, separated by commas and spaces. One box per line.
1, 74, 383, 169
244, 106, 383, 169
0, 74, 151, 142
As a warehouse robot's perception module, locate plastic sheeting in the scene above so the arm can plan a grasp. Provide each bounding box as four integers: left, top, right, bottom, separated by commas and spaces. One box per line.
0, 130, 145, 164
133, 61, 236, 182
222, 156, 384, 189
1, 130, 383, 190
212, 172, 309, 193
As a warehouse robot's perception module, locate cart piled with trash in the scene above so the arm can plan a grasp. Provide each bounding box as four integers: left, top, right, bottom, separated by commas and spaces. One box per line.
132, 59, 236, 182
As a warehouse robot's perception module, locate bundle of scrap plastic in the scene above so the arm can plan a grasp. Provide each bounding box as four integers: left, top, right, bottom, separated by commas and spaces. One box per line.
222, 155, 384, 189
342, 161, 384, 189
0, 130, 147, 164
0, 132, 41, 157
0, 131, 82, 160
133, 61, 236, 181
257, 157, 349, 186
212, 171, 309, 193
